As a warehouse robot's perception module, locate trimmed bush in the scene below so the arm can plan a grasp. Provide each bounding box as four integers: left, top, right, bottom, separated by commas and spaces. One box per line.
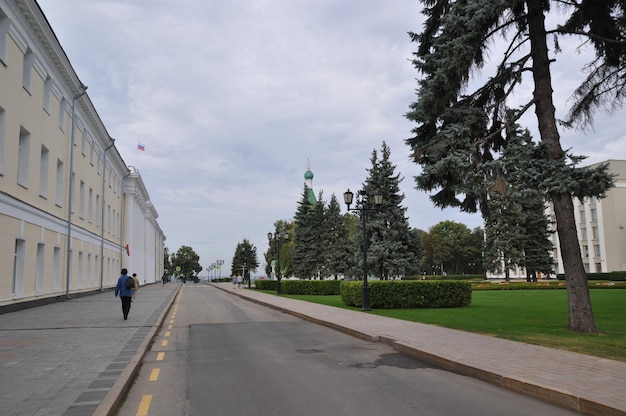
282, 280, 342, 295
556, 272, 626, 281
340, 280, 471, 309
254, 280, 277, 291
403, 274, 485, 281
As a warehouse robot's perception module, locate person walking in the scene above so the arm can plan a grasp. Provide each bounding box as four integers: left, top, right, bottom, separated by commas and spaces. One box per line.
236, 275, 243, 289
131, 273, 139, 301
115, 268, 133, 320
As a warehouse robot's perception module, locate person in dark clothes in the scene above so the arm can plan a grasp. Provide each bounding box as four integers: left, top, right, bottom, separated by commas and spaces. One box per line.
114, 268, 133, 320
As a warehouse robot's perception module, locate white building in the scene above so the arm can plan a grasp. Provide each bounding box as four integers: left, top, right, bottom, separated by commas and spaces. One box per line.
0, 0, 165, 310
549, 159, 626, 275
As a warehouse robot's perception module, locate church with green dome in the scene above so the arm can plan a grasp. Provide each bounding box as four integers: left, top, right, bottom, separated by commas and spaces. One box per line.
304, 164, 317, 205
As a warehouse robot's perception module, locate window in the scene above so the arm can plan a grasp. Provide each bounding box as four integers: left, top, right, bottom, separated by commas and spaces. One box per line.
22, 49, 34, 93
591, 208, 598, 222
81, 131, 87, 155
96, 194, 100, 227
58, 98, 67, 131
17, 127, 30, 187
13, 239, 26, 296
35, 243, 45, 293
88, 188, 93, 223
579, 209, 586, 222
77, 251, 83, 289
0, 13, 8, 65
594, 244, 601, 257
87, 253, 92, 287
53, 246, 61, 291
55, 159, 64, 206
39, 145, 49, 197
581, 227, 587, 240
583, 245, 589, 258
79, 180, 85, 218
43, 76, 52, 113
0, 106, 5, 175
96, 148, 101, 175
592, 226, 599, 240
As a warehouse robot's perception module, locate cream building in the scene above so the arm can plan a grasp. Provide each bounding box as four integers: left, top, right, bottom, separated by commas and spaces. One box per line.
549, 159, 626, 275
0, 0, 165, 310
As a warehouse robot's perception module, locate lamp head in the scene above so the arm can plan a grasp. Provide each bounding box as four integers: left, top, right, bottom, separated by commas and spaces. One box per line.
343, 189, 354, 207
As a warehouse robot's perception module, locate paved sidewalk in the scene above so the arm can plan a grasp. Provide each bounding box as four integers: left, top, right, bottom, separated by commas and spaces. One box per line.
0, 283, 179, 416
217, 283, 626, 416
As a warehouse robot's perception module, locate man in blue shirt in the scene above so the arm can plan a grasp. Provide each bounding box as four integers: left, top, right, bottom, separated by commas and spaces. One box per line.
114, 268, 133, 320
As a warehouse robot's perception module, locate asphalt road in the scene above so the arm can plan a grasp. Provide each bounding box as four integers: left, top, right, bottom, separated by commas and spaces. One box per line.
116, 285, 577, 416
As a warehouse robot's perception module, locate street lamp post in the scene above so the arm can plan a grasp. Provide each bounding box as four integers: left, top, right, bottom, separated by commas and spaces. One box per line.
267, 231, 289, 294
344, 189, 382, 311
217, 259, 224, 281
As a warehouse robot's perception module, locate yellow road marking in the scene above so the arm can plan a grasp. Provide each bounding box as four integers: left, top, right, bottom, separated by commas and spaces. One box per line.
168, 324, 172, 329
137, 395, 152, 416
149, 368, 160, 381
165, 331, 171, 337
161, 340, 168, 347
156, 352, 165, 361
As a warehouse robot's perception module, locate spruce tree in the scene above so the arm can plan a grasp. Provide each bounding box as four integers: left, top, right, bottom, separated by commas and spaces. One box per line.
406, 0, 622, 333
323, 195, 353, 279
364, 142, 413, 279
292, 186, 320, 279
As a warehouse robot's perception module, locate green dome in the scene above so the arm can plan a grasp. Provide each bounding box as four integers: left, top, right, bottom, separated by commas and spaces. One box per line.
304, 170, 314, 180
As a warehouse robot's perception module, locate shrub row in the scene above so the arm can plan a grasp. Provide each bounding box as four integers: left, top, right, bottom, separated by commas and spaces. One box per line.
282, 279, 342, 295
253, 279, 342, 295
254, 280, 277, 291
403, 274, 485, 281
472, 281, 626, 290
340, 280, 471, 309
556, 271, 626, 281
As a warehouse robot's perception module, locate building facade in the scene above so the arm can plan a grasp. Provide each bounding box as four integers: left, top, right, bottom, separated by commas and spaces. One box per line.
0, 0, 165, 309
549, 159, 626, 275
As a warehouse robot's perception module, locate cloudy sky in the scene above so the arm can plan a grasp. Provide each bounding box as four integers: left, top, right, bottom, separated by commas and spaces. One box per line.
37, 1, 625, 276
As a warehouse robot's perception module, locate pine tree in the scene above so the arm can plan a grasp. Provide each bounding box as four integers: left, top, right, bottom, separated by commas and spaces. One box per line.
406, 0, 622, 333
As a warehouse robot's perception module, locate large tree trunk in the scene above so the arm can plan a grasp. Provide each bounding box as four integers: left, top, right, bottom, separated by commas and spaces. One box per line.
526, 0, 598, 333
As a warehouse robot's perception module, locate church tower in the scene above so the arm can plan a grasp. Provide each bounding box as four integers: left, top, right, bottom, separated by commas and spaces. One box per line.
304, 161, 317, 204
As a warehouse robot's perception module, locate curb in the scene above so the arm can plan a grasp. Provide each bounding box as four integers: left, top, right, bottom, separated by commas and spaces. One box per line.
92, 284, 182, 416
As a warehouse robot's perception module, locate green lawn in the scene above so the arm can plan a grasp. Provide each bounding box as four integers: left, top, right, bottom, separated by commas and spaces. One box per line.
283, 289, 626, 362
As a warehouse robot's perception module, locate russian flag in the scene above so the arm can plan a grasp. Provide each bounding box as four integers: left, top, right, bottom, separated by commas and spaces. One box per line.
137, 143, 145, 151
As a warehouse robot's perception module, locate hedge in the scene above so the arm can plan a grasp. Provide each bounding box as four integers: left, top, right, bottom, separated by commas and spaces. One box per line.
340, 280, 471, 309
254, 280, 278, 291
254, 279, 342, 295
282, 280, 342, 295
403, 274, 485, 281
556, 272, 626, 281
472, 280, 626, 290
